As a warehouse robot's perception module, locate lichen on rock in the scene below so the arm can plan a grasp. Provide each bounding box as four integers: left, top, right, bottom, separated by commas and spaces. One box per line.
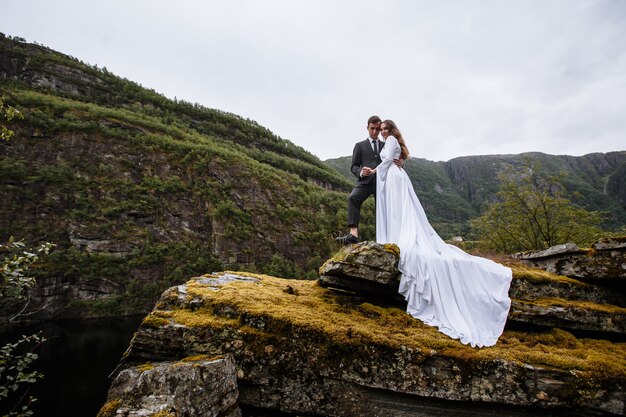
99, 354, 241, 417
110, 267, 625, 416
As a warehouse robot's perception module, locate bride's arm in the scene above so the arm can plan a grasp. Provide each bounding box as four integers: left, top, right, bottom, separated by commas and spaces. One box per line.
372, 136, 400, 181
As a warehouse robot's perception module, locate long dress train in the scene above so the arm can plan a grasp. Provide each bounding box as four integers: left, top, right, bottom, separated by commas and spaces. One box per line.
376, 136, 512, 347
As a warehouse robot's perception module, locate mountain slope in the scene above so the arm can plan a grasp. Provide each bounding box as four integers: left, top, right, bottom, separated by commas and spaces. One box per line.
326, 151, 626, 238
0, 34, 350, 321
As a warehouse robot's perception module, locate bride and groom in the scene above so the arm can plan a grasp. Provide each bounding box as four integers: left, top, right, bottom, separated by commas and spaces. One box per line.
336, 116, 512, 348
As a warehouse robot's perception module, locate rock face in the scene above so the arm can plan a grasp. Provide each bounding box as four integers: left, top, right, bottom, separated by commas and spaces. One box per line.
515, 238, 626, 283
0, 35, 352, 324
318, 241, 402, 301
108, 268, 626, 417
318, 242, 626, 338
99, 355, 241, 417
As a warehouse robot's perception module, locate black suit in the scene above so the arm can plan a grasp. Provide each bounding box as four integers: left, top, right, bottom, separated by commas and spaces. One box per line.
347, 138, 383, 227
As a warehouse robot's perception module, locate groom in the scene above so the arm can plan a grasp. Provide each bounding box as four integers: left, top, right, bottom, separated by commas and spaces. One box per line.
336, 115, 384, 245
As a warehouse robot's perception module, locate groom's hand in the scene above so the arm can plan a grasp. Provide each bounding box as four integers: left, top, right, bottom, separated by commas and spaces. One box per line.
393, 158, 405, 168
361, 167, 373, 177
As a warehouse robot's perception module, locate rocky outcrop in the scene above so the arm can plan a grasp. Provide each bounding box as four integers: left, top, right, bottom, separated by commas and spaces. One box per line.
509, 298, 624, 334
318, 241, 402, 301
319, 242, 626, 337
514, 238, 626, 285
107, 268, 625, 416
99, 355, 241, 417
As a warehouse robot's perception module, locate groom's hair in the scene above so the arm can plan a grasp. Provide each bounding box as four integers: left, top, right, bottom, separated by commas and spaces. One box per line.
368, 115, 381, 125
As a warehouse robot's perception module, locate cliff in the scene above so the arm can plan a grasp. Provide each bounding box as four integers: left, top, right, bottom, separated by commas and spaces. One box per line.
0, 34, 350, 323
103, 243, 625, 416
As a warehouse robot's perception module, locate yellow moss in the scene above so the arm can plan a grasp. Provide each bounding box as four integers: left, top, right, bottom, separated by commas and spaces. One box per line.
153, 310, 174, 318
142, 314, 170, 328
148, 410, 176, 417
155, 290, 180, 309
166, 273, 626, 379
518, 297, 626, 314
136, 362, 155, 372
383, 243, 400, 257
510, 264, 589, 286
181, 354, 213, 362
96, 399, 122, 417
170, 307, 239, 328
326, 248, 351, 263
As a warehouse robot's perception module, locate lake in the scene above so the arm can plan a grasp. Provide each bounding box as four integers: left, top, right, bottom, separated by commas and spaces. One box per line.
0, 316, 143, 417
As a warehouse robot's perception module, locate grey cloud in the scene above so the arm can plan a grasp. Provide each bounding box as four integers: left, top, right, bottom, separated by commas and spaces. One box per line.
0, 0, 624, 161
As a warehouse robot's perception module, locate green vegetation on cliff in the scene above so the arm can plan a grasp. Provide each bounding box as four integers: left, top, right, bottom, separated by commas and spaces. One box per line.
472, 160, 603, 252
0, 34, 355, 319
327, 150, 626, 239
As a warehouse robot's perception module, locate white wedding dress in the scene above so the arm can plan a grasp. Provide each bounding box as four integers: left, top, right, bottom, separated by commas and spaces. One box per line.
376, 136, 512, 347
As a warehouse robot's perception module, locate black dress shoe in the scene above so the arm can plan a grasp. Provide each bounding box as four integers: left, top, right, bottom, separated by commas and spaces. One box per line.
335, 233, 359, 245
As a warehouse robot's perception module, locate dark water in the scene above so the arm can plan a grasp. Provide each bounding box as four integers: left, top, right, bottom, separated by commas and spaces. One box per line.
0, 316, 143, 417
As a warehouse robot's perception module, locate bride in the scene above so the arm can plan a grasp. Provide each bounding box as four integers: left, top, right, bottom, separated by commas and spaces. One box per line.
372, 120, 512, 347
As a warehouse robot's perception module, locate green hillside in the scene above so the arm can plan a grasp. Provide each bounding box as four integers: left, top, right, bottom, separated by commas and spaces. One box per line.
0, 34, 352, 320
326, 151, 626, 238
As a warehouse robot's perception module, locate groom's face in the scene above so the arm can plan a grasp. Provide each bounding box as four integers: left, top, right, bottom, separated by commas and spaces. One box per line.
367, 122, 381, 139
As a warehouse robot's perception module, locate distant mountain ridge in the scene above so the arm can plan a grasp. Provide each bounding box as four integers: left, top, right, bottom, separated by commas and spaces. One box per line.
325, 150, 626, 237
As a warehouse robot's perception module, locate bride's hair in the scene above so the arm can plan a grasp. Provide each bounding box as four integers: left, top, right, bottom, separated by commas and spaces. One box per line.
383, 119, 410, 160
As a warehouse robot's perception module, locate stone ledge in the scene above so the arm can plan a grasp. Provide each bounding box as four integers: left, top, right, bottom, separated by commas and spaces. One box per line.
318, 241, 401, 300
114, 273, 625, 416
99, 354, 241, 417
509, 299, 625, 334
513, 239, 626, 283
515, 243, 581, 260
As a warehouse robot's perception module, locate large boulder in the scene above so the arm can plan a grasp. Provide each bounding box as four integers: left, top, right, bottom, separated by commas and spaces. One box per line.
318, 242, 402, 301
98, 354, 241, 417
318, 241, 626, 337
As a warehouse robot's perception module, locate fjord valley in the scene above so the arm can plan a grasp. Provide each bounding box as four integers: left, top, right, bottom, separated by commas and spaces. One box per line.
1, 33, 625, 323
2, 34, 626, 417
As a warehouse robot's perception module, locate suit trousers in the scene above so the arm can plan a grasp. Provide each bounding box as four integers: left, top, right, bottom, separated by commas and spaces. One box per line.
347, 179, 376, 228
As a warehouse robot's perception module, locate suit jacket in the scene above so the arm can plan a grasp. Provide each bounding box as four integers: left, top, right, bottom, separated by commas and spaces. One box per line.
351, 138, 384, 185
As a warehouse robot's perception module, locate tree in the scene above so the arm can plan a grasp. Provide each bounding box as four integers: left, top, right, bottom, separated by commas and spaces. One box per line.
0, 239, 53, 417
0, 98, 24, 143
471, 160, 603, 253
1, 239, 54, 323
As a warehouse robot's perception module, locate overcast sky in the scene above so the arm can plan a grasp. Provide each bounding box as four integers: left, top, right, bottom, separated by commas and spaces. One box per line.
1, 0, 625, 161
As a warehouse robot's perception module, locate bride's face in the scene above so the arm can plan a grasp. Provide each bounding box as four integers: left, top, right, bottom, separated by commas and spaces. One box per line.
380, 123, 390, 139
